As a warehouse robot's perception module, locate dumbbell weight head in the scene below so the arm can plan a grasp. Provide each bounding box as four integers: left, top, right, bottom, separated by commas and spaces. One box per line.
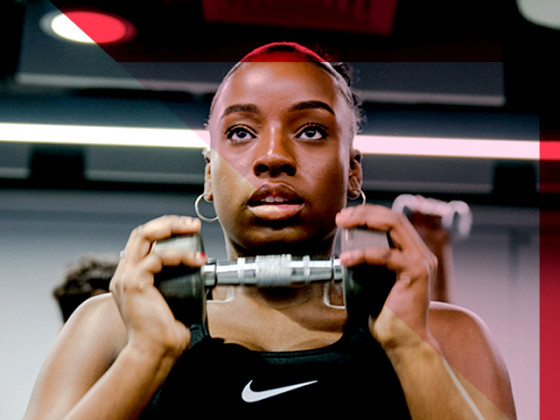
343, 265, 396, 324
442, 200, 472, 241
153, 235, 207, 327
340, 229, 396, 325
392, 194, 472, 241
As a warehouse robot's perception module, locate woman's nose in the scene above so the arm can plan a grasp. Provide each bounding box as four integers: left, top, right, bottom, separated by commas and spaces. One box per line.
252, 130, 296, 177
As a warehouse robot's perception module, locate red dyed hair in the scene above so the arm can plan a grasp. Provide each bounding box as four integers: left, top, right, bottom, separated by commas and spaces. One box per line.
239, 42, 328, 63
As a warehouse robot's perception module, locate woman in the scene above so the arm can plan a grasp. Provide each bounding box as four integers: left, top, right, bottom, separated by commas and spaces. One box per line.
23, 43, 516, 419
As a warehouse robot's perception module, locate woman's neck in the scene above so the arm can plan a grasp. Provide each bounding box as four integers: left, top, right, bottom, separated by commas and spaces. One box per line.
220, 236, 342, 309
225, 237, 336, 260
239, 283, 327, 310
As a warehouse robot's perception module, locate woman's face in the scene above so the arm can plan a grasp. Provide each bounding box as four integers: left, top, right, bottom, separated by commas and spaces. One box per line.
206, 61, 361, 257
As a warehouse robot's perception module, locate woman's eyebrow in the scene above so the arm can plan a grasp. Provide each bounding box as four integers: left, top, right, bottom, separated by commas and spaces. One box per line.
221, 103, 260, 119
289, 101, 335, 115
220, 101, 334, 120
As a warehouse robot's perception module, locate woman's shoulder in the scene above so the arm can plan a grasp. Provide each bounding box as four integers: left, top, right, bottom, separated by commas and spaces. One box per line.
427, 301, 511, 387
428, 301, 493, 337
70, 291, 116, 316
68, 292, 121, 325
427, 302, 515, 417
23, 294, 127, 419
60, 293, 127, 362
428, 301, 498, 352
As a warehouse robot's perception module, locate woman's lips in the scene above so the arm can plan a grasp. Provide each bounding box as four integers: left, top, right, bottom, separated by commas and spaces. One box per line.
249, 203, 304, 220
247, 183, 304, 221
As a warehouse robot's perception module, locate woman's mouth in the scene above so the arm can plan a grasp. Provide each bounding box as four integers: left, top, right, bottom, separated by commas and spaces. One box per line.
247, 184, 305, 221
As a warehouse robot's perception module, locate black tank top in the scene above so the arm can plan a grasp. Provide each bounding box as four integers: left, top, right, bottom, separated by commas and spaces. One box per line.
141, 323, 411, 419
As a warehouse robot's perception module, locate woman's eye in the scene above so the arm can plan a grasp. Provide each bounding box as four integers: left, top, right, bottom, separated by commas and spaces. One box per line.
226, 126, 255, 142
297, 125, 328, 141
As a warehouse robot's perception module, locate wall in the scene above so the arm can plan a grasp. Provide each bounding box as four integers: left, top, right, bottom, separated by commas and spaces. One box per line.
0, 189, 538, 419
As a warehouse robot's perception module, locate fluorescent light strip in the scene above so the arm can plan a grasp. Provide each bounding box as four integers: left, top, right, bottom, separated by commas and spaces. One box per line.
0, 123, 209, 148
0, 122, 545, 160
354, 135, 540, 160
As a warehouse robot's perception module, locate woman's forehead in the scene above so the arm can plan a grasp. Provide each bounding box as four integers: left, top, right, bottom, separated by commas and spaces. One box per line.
213, 61, 343, 115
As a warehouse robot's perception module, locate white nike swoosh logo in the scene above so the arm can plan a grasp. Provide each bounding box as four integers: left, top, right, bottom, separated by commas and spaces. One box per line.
241, 379, 318, 403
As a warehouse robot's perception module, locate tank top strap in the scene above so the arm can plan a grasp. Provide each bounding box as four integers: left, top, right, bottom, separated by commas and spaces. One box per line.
189, 323, 210, 347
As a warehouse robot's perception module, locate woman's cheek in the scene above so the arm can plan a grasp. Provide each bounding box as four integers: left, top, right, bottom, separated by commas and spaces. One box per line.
211, 154, 253, 217
212, 149, 256, 185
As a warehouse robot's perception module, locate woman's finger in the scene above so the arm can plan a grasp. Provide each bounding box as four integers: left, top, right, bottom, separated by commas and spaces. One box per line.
340, 246, 434, 283
122, 216, 202, 263
150, 248, 207, 272
336, 205, 429, 254
340, 246, 400, 270
112, 248, 207, 294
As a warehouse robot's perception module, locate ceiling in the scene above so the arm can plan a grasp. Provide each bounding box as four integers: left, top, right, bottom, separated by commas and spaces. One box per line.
3, 0, 558, 109
1, 0, 559, 205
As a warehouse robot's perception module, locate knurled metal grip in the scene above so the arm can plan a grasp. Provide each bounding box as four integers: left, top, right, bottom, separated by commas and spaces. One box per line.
201, 255, 343, 287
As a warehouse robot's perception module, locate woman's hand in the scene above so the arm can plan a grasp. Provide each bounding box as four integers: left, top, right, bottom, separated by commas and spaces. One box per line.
23, 216, 209, 420
336, 204, 438, 349
110, 215, 207, 359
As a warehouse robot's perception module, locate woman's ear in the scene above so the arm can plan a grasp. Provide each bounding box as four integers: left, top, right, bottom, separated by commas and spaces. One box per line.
203, 148, 214, 201
347, 149, 363, 199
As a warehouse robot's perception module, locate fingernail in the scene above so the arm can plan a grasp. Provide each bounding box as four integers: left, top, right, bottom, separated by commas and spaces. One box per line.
339, 207, 351, 216
182, 216, 200, 226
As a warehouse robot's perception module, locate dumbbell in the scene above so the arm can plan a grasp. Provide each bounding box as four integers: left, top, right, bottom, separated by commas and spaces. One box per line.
392, 194, 473, 241
153, 232, 395, 327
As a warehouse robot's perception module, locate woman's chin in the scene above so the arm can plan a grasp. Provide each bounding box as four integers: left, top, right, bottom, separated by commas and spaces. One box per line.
233, 230, 334, 258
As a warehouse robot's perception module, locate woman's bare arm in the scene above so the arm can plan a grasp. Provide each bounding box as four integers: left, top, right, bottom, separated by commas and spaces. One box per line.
24, 216, 206, 420
379, 302, 516, 420
337, 204, 516, 419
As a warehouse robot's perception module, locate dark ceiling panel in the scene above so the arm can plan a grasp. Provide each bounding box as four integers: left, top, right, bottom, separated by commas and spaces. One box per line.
14, 0, 506, 107
200, 0, 399, 35
40, 0, 506, 62
9, 0, 557, 113
0, 1, 25, 80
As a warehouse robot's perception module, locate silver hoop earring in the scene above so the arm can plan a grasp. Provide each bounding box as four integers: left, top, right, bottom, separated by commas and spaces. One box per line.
359, 189, 367, 205
349, 189, 367, 206
194, 194, 218, 223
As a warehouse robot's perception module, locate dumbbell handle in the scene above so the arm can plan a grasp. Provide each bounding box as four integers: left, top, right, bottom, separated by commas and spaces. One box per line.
154, 234, 394, 327
202, 255, 343, 288
392, 194, 472, 240
154, 237, 342, 288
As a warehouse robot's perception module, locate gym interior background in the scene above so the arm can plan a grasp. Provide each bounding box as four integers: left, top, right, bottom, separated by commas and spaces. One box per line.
2, 1, 559, 418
